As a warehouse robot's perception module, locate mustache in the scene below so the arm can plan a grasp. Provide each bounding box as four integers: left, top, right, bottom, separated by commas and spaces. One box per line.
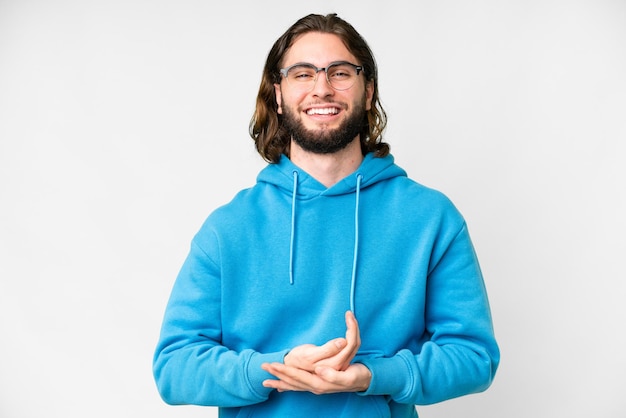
298, 100, 348, 111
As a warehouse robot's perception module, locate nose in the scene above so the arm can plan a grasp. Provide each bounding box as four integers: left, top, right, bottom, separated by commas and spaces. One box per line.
311, 69, 334, 96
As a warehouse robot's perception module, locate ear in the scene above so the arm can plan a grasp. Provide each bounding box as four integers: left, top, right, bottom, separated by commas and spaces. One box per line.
274, 83, 283, 114
364, 81, 374, 111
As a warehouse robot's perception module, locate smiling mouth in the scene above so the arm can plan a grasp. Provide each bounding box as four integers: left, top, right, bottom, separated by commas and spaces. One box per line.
306, 107, 340, 116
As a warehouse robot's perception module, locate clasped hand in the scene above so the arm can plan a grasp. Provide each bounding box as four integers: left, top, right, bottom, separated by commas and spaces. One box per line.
261, 311, 371, 395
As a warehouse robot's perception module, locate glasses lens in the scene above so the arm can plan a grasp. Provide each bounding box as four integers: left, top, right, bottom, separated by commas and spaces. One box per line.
326, 63, 358, 91
286, 64, 317, 85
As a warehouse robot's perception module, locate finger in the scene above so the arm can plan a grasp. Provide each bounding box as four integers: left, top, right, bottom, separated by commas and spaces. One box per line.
263, 373, 311, 392
262, 363, 321, 392
263, 363, 366, 395
301, 338, 346, 367
284, 339, 346, 371
263, 376, 308, 392
316, 337, 347, 361
312, 312, 361, 371
329, 311, 360, 370
262, 362, 309, 383
263, 378, 299, 393
344, 310, 361, 347
316, 364, 372, 392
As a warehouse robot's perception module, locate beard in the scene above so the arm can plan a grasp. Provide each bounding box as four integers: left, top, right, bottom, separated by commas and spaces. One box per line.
281, 98, 367, 155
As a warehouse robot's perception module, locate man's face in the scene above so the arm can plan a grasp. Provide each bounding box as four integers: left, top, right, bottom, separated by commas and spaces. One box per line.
274, 32, 374, 154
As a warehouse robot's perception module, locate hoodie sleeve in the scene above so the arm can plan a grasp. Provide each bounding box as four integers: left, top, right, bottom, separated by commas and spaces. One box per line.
358, 222, 500, 405
152, 232, 288, 407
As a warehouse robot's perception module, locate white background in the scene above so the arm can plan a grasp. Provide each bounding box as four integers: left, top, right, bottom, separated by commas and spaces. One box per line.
1, 1, 625, 417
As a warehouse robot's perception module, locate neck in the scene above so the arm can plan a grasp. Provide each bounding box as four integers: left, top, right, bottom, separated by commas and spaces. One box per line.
289, 137, 364, 188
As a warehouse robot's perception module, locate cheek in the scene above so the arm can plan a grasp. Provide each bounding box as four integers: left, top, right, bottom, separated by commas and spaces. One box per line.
279, 91, 308, 114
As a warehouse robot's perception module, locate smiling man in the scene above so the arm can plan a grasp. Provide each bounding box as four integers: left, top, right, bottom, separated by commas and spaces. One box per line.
276, 32, 372, 161
153, 13, 499, 418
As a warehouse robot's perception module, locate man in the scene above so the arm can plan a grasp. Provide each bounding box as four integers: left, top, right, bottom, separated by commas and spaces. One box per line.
153, 13, 499, 418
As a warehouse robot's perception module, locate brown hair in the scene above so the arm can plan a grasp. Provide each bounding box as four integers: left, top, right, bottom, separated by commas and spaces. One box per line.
249, 13, 389, 163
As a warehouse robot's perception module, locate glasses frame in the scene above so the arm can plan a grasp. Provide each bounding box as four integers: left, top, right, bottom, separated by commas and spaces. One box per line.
279, 61, 364, 91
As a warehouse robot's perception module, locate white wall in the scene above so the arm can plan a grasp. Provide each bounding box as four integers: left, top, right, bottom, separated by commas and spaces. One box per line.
1, 1, 624, 417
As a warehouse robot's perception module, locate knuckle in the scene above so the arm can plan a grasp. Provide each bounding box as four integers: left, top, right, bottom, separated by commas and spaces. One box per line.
310, 382, 326, 395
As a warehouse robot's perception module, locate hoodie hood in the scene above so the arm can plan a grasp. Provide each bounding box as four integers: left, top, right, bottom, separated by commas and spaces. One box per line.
256, 153, 407, 313
257, 153, 407, 198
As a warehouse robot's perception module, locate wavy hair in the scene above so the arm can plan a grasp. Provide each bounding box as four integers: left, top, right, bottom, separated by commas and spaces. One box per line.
249, 13, 389, 163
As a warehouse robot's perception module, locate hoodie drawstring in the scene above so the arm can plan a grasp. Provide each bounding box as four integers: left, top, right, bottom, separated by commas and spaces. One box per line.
288, 171, 363, 314
289, 170, 298, 285
350, 174, 362, 313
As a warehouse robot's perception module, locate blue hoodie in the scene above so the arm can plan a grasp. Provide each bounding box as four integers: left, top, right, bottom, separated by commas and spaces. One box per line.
153, 153, 499, 417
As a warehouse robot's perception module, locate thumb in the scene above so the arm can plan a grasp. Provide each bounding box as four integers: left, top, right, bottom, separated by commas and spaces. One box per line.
323, 337, 346, 353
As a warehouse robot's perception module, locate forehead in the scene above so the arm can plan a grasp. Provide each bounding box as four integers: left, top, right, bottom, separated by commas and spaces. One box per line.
282, 32, 357, 67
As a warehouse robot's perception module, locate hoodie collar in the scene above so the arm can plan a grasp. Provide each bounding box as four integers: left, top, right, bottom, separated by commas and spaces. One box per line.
257, 152, 406, 198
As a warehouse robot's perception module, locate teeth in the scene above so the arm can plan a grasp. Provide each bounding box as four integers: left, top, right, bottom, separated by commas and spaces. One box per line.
306, 107, 339, 115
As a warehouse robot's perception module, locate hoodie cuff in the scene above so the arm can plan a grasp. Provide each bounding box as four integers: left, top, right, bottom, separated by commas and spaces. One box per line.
357, 353, 416, 400
246, 349, 290, 398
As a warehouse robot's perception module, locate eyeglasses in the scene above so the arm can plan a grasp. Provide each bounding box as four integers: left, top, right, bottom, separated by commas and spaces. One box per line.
279, 61, 364, 91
